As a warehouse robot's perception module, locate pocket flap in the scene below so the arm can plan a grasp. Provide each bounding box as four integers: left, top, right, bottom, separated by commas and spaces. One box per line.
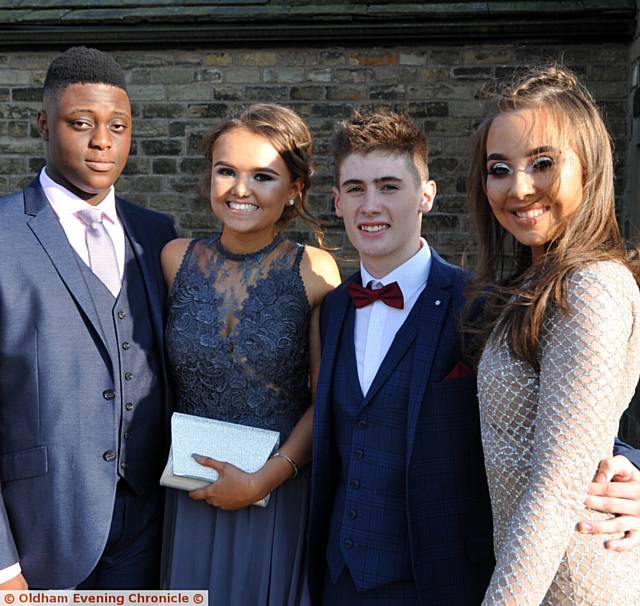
0, 445, 48, 482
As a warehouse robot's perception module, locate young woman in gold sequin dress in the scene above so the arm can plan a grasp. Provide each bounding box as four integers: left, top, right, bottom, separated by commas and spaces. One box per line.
466, 65, 640, 605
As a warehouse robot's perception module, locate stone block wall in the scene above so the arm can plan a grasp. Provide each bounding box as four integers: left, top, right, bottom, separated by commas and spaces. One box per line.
0, 43, 630, 274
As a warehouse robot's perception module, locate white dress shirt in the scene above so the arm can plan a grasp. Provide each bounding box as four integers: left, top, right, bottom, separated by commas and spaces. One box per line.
0, 170, 126, 585
40, 168, 125, 294
355, 238, 432, 395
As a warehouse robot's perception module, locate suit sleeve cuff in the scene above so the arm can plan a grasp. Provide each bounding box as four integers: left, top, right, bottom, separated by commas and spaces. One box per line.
614, 437, 640, 470
0, 562, 21, 584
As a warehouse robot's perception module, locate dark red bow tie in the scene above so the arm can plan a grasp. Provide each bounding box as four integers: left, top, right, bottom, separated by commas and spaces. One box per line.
347, 281, 404, 309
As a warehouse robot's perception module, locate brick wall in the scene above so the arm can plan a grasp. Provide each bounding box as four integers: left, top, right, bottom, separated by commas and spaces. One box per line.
0, 43, 630, 275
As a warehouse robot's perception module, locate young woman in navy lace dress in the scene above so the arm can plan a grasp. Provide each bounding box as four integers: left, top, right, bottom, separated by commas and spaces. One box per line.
160, 104, 341, 603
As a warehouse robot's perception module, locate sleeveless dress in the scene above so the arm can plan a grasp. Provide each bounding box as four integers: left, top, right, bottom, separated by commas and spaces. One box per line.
478, 262, 640, 605
162, 233, 311, 605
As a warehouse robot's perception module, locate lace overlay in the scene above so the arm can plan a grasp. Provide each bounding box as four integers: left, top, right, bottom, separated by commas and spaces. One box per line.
166, 233, 311, 438
478, 261, 640, 605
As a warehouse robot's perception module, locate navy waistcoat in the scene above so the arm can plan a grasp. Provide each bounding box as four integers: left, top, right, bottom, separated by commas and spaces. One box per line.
326, 302, 422, 591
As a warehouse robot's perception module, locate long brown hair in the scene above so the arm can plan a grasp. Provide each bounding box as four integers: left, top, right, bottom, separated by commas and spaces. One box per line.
465, 64, 639, 368
202, 103, 324, 241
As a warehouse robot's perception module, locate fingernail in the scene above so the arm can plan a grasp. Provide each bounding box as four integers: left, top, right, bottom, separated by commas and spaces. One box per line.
191, 453, 204, 460
580, 522, 592, 532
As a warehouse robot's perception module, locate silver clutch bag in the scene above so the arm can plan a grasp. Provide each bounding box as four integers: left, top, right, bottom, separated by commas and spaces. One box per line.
160, 411, 280, 508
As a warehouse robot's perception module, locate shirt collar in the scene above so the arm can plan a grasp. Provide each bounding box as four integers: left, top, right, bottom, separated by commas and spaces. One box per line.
39, 167, 118, 225
360, 237, 432, 297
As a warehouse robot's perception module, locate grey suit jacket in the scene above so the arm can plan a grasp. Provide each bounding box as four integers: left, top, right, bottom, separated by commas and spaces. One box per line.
0, 179, 176, 588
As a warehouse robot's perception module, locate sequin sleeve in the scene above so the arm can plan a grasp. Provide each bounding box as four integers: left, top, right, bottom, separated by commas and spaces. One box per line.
481, 262, 640, 605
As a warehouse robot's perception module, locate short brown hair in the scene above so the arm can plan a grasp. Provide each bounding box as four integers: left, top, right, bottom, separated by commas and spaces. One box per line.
332, 110, 429, 183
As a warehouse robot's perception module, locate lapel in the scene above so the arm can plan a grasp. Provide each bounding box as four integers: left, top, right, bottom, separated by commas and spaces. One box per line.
24, 179, 110, 353
314, 276, 355, 437
361, 295, 421, 407
116, 197, 165, 350
405, 251, 454, 466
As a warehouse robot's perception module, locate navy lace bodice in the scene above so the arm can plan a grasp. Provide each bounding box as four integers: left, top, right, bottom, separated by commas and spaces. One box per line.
166, 233, 311, 438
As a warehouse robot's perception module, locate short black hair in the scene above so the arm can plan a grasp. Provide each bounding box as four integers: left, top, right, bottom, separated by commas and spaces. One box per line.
43, 46, 127, 100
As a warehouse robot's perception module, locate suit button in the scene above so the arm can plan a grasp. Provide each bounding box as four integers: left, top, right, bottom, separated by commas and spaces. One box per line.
120, 461, 127, 469
350, 479, 360, 489
357, 420, 367, 429
125, 402, 134, 411
124, 431, 130, 440
103, 389, 115, 400
122, 341, 130, 350
124, 372, 133, 381
103, 450, 116, 462
354, 448, 364, 460
343, 539, 353, 549
118, 310, 126, 320
349, 509, 357, 520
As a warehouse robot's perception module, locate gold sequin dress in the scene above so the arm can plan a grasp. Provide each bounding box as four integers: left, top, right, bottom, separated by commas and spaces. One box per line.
478, 261, 640, 605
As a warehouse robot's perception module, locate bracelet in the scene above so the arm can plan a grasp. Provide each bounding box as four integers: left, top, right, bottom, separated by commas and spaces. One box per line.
271, 451, 299, 479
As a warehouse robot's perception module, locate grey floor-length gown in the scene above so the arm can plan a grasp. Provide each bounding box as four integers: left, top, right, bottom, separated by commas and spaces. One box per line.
162, 233, 312, 605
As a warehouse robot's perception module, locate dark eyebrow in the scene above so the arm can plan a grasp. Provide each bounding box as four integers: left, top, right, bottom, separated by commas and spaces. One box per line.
340, 178, 364, 188
374, 176, 402, 184
213, 160, 280, 175
486, 146, 559, 163
68, 108, 131, 119
340, 176, 402, 187
486, 153, 506, 162
528, 146, 558, 156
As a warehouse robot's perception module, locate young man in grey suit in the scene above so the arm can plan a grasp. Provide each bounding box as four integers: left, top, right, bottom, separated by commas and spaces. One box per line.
307, 110, 640, 605
0, 47, 176, 589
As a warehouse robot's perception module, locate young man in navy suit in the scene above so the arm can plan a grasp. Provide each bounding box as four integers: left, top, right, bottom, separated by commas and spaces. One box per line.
0, 47, 175, 589
307, 110, 640, 605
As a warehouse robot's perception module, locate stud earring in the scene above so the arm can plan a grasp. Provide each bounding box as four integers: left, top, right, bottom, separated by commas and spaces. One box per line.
288, 198, 296, 206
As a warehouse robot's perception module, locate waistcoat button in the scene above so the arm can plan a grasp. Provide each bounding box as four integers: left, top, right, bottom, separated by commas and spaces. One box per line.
103, 450, 116, 462
103, 389, 115, 400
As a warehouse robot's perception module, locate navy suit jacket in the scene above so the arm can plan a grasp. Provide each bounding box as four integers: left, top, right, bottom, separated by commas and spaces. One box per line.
0, 179, 176, 588
308, 251, 495, 605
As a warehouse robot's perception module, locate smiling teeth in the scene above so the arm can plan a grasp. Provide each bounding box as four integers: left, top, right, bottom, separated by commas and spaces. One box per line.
515, 208, 546, 219
360, 224, 387, 232
228, 201, 258, 211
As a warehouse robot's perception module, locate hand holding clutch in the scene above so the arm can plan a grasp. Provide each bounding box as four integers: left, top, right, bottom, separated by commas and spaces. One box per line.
188, 454, 269, 510
160, 412, 281, 508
